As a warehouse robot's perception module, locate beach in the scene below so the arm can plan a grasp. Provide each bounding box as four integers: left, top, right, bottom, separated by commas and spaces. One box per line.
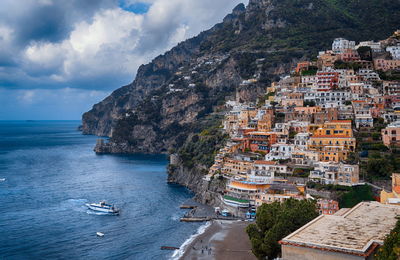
180, 220, 257, 260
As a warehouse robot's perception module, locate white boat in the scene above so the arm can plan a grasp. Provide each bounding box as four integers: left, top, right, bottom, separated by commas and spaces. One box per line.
0, 178, 6, 182
86, 201, 119, 214
96, 232, 105, 237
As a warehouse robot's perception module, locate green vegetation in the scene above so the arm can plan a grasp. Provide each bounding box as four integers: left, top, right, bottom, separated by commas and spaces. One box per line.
292, 168, 310, 178
177, 115, 229, 168
338, 185, 375, 208
375, 218, 400, 260
357, 46, 372, 61
303, 100, 316, 107
246, 199, 318, 259
301, 67, 318, 76
365, 153, 400, 180
306, 183, 375, 208
378, 70, 400, 81
334, 60, 362, 70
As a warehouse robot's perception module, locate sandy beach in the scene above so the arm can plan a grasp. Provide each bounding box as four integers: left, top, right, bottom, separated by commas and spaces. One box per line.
180, 220, 257, 260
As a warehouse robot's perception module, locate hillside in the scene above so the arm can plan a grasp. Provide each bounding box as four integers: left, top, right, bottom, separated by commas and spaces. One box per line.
82, 0, 400, 155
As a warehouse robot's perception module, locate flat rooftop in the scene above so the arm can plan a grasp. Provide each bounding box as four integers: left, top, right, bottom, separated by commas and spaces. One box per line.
281, 201, 400, 256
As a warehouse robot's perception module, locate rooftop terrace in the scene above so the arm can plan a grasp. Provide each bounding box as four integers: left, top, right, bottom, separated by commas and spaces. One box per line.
281, 201, 400, 256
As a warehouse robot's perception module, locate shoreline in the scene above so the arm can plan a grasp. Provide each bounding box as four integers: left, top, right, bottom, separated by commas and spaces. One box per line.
177, 220, 257, 260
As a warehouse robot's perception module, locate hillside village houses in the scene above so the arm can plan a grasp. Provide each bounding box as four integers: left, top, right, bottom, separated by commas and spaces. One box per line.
201, 32, 400, 215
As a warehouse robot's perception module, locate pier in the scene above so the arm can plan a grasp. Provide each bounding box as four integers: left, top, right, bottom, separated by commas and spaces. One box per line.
180, 199, 243, 222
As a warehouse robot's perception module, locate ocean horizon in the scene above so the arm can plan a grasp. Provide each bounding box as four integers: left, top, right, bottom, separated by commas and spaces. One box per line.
0, 121, 202, 259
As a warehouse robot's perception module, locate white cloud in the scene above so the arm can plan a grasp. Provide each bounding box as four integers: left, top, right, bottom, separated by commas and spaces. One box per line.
0, 0, 247, 118
3, 0, 246, 90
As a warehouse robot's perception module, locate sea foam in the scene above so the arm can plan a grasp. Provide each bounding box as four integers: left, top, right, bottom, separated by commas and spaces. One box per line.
171, 221, 212, 260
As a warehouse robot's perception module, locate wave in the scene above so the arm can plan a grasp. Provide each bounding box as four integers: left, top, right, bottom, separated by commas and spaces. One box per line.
170, 222, 211, 260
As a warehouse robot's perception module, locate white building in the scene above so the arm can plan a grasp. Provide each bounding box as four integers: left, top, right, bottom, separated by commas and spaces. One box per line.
265, 144, 295, 160
356, 41, 382, 52
294, 133, 310, 150
387, 46, 400, 60
332, 38, 356, 54
309, 162, 359, 186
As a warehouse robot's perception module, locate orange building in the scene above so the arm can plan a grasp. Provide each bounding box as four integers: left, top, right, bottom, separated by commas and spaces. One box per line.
381, 173, 400, 204
243, 131, 277, 153
295, 61, 311, 73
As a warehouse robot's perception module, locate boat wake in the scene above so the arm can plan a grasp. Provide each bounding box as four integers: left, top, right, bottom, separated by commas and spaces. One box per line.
170, 222, 211, 260
85, 210, 116, 216
61, 199, 88, 212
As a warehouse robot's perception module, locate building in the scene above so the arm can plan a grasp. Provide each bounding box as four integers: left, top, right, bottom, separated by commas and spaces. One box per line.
316, 199, 339, 215
387, 46, 400, 60
356, 41, 382, 52
381, 120, 400, 147
225, 180, 270, 206
332, 38, 356, 54
280, 201, 400, 260
317, 51, 338, 69
374, 59, 400, 71
243, 131, 277, 152
308, 121, 356, 161
339, 49, 360, 62
309, 162, 359, 186
381, 173, 400, 204
265, 143, 295, 160
316, 71, 339, 91
250, 160, 289, 179
254, 183, 304, 207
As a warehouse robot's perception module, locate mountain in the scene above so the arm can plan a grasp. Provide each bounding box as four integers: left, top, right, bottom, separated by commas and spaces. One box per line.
82, 0, 400, 155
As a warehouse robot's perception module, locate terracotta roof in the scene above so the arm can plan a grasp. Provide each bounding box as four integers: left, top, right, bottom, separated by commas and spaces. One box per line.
254, 160, 277, 165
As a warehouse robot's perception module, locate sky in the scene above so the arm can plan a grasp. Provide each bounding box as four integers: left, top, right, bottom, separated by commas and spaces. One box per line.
0, 0, 246, 120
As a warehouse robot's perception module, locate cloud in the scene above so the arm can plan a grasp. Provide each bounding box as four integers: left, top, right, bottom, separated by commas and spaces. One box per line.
0, 0, 247, 119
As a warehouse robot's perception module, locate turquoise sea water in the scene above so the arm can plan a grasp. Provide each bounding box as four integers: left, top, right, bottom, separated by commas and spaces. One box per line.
0, 121, 201, 259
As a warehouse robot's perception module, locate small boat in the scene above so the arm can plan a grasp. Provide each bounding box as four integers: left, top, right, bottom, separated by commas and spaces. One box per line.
0, 178, 5, 182
86, 201, 119, 214
96, 232, 104, 237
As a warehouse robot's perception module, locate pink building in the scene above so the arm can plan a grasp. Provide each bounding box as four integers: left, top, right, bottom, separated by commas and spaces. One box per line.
339, 49, 360, 62
374, 59, 400, 71
382, 121, 400, 147
316, 199, 339, 215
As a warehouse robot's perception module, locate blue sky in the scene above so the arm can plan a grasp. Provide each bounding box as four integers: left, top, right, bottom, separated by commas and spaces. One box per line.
0, 0, 246, 120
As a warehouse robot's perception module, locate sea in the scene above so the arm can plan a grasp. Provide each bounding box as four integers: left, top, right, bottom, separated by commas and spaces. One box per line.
0, 121, 205, 260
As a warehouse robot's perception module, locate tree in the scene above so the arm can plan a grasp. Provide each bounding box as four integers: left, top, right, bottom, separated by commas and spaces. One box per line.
375, 218, 400, 260
338, 185, 375, 208
357, 46, 372, 61
246, 199, 318, 259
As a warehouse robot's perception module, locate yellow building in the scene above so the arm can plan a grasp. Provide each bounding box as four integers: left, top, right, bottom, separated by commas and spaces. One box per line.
318, 147, 349, 163
221, 158, 253, 176
238, 109, 257, 128
309, 121, 355, 162
381, 173, 400, 204
313, 120, 353, 137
